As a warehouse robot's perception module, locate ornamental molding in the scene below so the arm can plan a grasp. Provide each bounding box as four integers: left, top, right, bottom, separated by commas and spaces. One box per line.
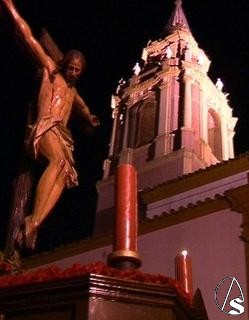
225, 184, 249, 214
225, 185, 249, 243
141, 155, 249, 204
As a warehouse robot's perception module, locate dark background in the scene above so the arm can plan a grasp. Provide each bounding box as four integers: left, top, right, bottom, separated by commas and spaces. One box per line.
0, 1, 248, 254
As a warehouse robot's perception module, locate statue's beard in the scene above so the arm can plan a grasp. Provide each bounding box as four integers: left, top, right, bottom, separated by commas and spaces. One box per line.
62, 70, 79, 87
66, 76, 77, 87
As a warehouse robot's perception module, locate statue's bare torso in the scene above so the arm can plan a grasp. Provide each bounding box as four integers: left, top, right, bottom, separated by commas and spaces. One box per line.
37, 69, 76, 126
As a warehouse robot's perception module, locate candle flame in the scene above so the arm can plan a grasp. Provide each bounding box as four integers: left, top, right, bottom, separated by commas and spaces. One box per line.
181, 250, 188, 256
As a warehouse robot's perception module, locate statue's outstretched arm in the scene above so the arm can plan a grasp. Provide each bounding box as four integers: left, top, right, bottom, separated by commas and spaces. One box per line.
74, 93, 100, 127
2, 0, 55, 72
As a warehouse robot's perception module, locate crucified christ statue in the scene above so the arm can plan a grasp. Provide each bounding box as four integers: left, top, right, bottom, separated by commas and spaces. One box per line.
1, 0, 100, 250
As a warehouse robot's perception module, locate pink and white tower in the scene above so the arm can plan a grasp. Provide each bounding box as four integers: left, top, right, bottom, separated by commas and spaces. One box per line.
95, 0, 237, 233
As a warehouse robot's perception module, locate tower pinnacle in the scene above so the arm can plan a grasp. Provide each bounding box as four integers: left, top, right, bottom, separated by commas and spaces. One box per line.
165, 0, 191, 33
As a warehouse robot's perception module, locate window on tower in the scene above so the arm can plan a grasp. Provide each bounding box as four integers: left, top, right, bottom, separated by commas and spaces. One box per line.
128, 96, 158, 148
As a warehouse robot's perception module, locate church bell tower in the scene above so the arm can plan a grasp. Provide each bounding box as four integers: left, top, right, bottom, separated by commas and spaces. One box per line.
94, 0, 237, 234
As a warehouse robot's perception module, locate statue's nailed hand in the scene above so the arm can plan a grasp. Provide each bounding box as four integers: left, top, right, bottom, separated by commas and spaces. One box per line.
82, 115, 100, 135
89, 115, 100, 127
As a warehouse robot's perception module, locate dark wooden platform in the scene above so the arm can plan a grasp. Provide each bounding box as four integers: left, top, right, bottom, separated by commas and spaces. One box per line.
0, 273, 208, 320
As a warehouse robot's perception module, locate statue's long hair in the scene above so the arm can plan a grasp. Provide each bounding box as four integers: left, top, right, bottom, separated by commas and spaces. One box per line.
57, 50, 86, 74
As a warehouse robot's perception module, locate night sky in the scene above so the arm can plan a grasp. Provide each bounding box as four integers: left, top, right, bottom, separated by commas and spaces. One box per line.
0, 1, 248, 254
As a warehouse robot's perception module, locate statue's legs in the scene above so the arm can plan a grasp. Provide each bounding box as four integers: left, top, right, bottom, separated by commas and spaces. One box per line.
24, 130, 71, 248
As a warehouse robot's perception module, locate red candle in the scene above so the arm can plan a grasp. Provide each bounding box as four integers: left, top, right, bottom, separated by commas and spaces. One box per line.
175, 250, 193, 297
108, 164, 141, 269
114, 164, 137, 252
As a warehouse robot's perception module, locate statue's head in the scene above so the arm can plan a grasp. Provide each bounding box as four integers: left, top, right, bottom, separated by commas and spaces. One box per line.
58, 50, 86, 85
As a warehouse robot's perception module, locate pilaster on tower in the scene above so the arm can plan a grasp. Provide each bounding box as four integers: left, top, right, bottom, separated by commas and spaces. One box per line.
94, 0, 237, 234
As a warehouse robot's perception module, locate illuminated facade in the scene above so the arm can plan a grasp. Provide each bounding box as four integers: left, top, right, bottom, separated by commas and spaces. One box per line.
23, 3, 249, 320
95, 0, 237, 233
